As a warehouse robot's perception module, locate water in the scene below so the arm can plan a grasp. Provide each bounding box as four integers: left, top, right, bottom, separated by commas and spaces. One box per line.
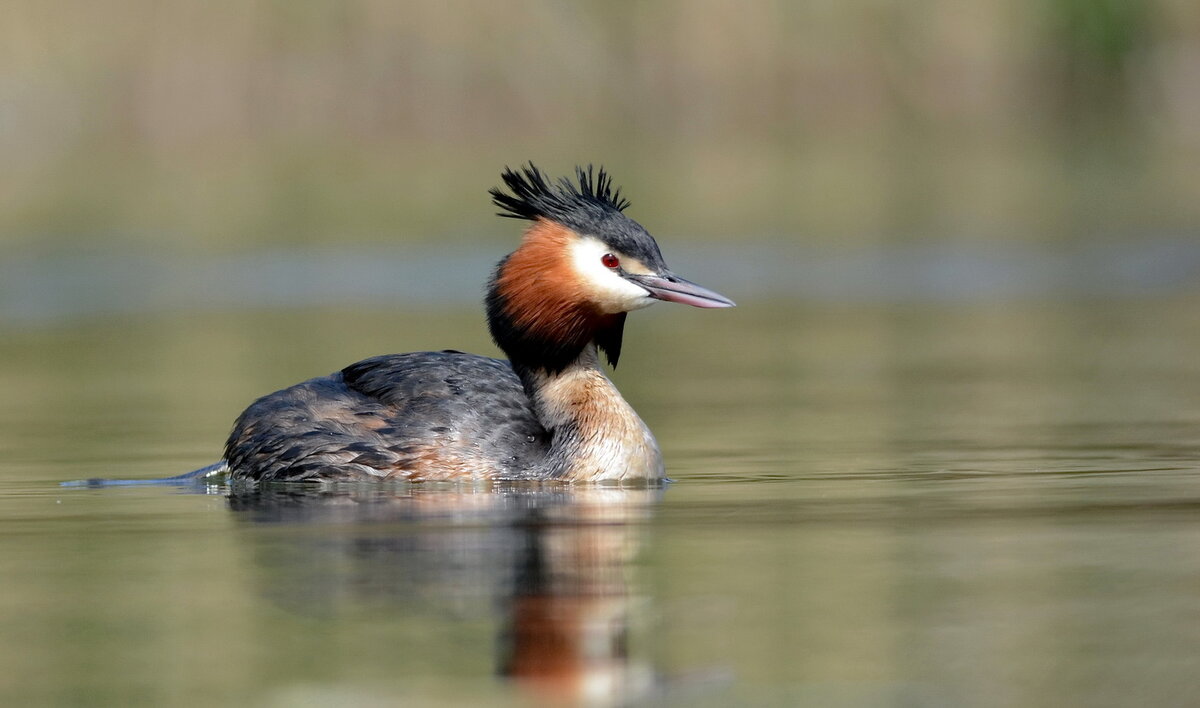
2, 281, 1200, 705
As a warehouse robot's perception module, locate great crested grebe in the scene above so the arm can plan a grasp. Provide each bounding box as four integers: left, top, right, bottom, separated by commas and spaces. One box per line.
220, 164, 733, 483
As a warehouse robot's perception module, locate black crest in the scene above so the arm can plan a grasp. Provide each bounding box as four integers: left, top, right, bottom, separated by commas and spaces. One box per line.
490, 163, 631, 223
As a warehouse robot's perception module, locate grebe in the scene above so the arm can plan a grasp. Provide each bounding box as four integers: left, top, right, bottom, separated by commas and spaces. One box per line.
223, 165, 733, 483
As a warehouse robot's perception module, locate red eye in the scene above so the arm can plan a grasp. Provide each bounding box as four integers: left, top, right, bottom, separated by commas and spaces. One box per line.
601, 253, 620, 269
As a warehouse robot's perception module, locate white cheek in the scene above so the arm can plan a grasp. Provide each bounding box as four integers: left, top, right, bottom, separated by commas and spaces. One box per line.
570, 238, 658, 313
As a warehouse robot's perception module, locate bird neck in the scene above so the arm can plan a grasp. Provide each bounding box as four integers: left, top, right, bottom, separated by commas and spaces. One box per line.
518, 345, 663, 483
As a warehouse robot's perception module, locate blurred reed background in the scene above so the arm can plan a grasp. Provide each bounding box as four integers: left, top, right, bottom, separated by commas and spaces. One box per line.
3, 0, 1198, 257
3, 9, 1200, 704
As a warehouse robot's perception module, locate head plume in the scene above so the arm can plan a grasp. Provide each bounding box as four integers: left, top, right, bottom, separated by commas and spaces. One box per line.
490, 163, 631, 225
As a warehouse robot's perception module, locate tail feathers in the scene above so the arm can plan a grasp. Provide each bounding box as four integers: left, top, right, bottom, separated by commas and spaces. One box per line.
61, 461, 229, 488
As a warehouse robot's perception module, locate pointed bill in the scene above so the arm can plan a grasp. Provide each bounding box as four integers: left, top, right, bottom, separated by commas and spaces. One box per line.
623, 273, 736, 309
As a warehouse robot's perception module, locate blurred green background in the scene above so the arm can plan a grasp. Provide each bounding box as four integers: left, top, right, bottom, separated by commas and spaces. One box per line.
5, 5, 1200, 706
4, 0, 1198, 255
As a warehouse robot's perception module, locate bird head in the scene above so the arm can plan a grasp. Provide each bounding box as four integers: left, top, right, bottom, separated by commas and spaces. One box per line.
487, 164, 734, 373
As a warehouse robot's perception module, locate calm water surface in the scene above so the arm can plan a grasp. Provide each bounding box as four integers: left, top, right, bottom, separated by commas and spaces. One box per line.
2, 298, 1199, 706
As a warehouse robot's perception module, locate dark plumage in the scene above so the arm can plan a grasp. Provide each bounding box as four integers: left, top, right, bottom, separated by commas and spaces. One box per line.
225, 352, 549, 482
491, 163, 631, 221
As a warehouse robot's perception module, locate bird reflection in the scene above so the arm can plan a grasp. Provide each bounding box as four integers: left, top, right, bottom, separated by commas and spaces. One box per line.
226, 483, 660, 705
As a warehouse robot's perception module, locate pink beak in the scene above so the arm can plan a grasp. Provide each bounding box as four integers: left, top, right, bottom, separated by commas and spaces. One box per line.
624, 273, 736, 309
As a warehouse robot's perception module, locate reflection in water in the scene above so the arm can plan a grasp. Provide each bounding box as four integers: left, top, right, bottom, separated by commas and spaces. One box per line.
227, 484, 661, 705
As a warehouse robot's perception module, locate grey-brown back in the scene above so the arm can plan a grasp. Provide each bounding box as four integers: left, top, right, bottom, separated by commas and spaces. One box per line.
224, 351, 550, 482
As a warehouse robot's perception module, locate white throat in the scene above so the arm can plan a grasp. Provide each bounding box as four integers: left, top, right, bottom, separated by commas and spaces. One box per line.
528, 345, 664, 482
